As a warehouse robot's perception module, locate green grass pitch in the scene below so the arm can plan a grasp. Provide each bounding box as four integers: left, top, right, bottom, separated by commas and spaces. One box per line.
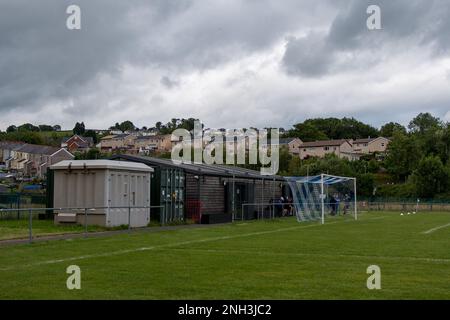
0, 211, 449, 299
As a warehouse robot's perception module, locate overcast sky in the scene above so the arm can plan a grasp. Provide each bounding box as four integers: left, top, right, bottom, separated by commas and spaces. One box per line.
1, 0, 450, 131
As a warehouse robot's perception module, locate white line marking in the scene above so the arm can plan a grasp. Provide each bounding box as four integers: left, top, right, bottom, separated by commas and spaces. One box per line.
422, 222, 450, 234
0, 222, 336, 271
0, 216, 387, 272
165, 248, 450, 264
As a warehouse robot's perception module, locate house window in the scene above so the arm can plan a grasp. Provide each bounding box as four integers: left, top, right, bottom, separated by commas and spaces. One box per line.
324, 147, 329, 151
381, 143, 385, 147
364, 143, 368, 147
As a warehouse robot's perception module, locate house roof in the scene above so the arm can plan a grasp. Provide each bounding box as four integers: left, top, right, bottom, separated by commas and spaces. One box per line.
300, 139, 351, 148
100, 135, 116, 140
15, 144, 62, 155
0, 141, 26, 150
135, 135, 168, 141
110, 154, 284, 180
62, 135, 94, 144
353, 137, 389, 144
0, 142, 73, 157
113, 134, 132, 139
278, 137, 300, 145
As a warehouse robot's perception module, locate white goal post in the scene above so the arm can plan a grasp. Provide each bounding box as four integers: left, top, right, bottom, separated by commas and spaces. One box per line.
285, 174, 357, 224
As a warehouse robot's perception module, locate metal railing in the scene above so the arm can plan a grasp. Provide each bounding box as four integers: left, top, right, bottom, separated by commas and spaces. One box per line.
0, 205, 166, 244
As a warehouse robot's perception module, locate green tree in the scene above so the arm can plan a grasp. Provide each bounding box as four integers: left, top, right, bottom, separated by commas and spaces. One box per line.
5, 131, 44, 144
74, 148, 102, 160
384, 132, 420, 181
356, 173, 375, 197
118, 120, 135, 132
287, 156, 302, 176
18, 123, 39, 132
277, 147, 293, 175
284, 122, 328, 141
38, 124, 54, 132
6, 125, 17, 133
408, 112, 441, 134
73, 122, 86, 135
83, 130, 98, 144
380, 122, 406, 137
305, 117, 379, 139
412, 155, 449, 198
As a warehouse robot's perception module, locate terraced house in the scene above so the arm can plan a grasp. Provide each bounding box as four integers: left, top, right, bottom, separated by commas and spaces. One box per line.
0, 142, 74, 178
351, 137, 390, 154
99, 134, 136, 153
299, 139, 355, 160
134, 134, 172, 154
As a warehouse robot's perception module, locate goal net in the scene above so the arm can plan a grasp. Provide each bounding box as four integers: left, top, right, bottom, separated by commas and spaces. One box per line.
285, 174, 357, 224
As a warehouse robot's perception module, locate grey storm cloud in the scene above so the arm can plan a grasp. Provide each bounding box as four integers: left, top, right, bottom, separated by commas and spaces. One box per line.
160, 76, 179, 89
282, 0, 450, 77
0, 0, 330, 117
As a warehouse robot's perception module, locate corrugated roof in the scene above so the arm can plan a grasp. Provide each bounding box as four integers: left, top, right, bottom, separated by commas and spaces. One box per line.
50, 160, 154, 172
110, 154, 283, 180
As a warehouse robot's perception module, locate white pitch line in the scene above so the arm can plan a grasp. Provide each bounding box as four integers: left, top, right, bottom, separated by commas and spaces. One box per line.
0, 216, 387, 272
422, 222, 450, 234
166, 248, 450, 264
0, 222, 338, 271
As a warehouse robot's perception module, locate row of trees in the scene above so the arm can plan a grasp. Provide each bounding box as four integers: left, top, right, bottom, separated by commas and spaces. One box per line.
282, 117, 409, 142
109, 118, 202, 134
5, 123, 61, 133
276, 113, 450, 199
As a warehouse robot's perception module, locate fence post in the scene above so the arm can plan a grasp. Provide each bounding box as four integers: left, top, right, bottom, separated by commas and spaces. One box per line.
128, 204, 131, 232
84, 208, 88, 237
17, 194, 21, 219
28, 209, 32, 244
161, 206, 165, 226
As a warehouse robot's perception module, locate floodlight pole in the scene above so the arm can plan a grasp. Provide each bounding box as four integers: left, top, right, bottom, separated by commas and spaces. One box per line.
354, 177, 357, 221
321, 174, 325, 225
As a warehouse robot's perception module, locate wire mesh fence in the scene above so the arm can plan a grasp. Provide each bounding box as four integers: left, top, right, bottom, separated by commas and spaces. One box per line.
238, 201, 357, 222
0, 193, 47, 211
359, 200, 450, 212
0, 205, 166, 244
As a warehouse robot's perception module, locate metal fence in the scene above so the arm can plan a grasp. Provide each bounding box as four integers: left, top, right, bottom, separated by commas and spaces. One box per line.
239, 201, 356, 222
359, 200, 450, 212
0, 205, 166, 244
0, 193, 47, 211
